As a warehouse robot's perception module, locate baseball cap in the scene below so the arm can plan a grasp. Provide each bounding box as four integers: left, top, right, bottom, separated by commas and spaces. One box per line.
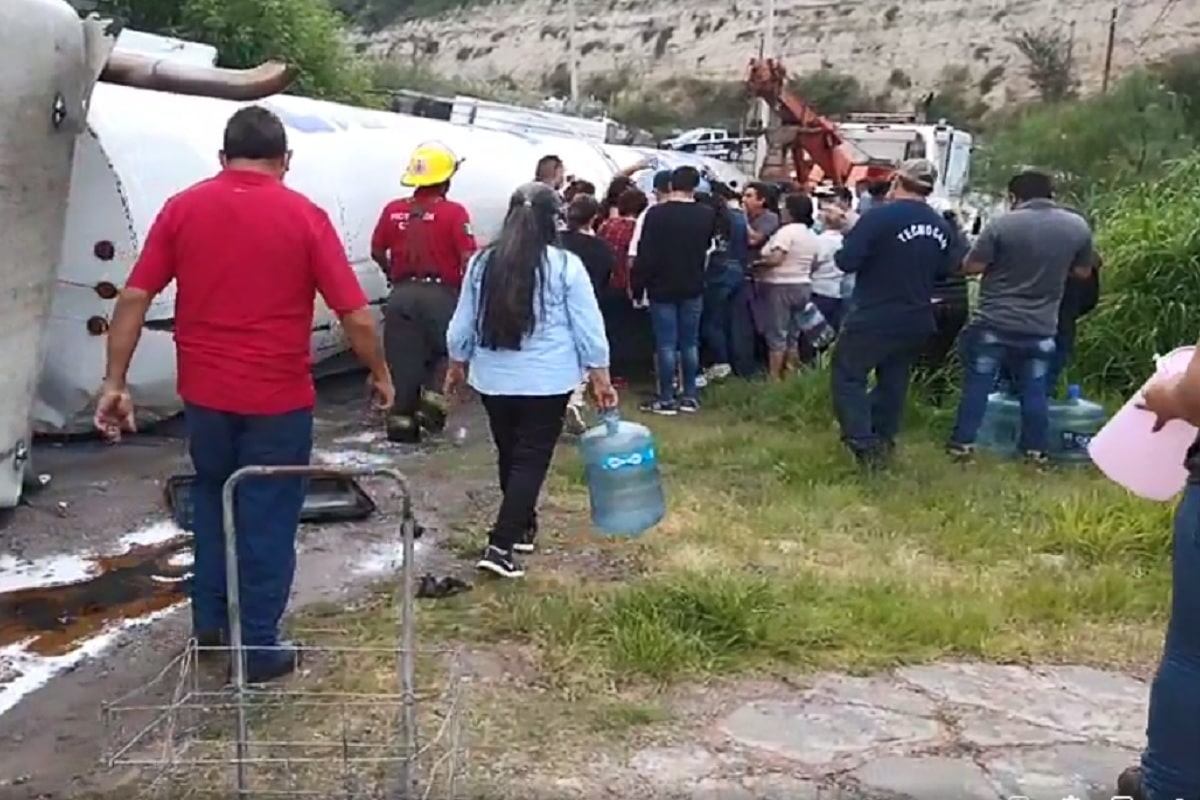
896, 158, 938, 191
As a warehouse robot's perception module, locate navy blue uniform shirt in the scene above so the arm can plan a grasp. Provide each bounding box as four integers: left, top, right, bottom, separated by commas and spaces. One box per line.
835, 199, 955, 336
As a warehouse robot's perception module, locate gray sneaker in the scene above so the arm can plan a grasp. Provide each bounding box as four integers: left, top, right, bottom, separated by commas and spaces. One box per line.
679, 397, 700, 414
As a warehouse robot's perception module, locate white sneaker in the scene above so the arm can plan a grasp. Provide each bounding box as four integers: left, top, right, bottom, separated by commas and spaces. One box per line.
563, 403, 587, 435
706, 363, 732, 381
695, 373, 708, 389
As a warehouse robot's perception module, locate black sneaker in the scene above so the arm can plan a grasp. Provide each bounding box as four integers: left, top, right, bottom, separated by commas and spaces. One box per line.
946, 441, 974, 460
512, 519, 538, 554
229, 641, 303, 685
639, 399, 678, 416
386, 414, 421, 444
416, 390, 449, 434
854, 446, 891, 472
476, 546, 525, 578
193, 628, 225, 660
1024, 450, 1051, 466
1116, 766, 1147, 800
678, 397, 700, 414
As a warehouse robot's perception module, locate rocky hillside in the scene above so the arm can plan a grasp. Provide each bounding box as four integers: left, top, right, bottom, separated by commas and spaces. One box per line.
357, 0, 1200, 104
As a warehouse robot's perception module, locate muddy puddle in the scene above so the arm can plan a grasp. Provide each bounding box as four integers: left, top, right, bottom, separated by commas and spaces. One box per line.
0, 536, 192, 657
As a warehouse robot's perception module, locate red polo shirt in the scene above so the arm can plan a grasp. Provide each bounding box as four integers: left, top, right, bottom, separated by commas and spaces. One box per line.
370, 189, 476, 287
125, 169, 369, 415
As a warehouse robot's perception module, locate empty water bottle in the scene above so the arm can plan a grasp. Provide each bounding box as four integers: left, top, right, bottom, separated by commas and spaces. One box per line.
976, 390, 1021, 455
578, 410, 665, 536
796, 302, 835, 350
1047, 384, 1106, 464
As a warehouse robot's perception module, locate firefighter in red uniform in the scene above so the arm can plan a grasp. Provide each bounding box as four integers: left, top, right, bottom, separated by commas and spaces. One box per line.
371, 142, 477, 443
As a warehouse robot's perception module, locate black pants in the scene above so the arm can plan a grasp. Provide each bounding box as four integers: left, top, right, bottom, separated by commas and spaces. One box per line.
481, 393, 569, 551
384, 280, 457, 417
831, 328, 926, 456
915, 299, 969, 404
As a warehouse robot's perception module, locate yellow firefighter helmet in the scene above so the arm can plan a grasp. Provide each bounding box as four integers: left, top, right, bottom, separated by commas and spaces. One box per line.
401, 141, 462, 187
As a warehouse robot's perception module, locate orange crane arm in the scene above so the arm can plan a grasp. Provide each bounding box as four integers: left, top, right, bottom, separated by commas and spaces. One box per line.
746, 58, 857, 188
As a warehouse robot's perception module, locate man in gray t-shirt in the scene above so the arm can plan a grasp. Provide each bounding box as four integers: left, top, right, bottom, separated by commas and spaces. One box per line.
947, 169, 1096, 461
970, 201, 1094, 337
743, 182, 780, 256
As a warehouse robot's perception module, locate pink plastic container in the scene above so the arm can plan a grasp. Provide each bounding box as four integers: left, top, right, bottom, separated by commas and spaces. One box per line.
1088, 345, 1198, 501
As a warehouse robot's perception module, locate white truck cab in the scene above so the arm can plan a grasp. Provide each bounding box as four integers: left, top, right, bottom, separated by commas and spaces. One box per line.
838, 115, 974, 206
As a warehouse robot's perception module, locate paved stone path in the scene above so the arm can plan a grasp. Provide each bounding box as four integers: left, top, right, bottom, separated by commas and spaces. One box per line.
588, 663, 1148, 800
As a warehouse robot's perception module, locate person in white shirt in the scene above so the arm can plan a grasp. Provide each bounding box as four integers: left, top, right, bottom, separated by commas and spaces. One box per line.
812, 204, 850, 330
753, 193, 822, 379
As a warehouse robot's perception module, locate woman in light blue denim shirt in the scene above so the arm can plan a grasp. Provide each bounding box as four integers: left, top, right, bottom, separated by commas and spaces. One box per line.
443, 182, 617, 579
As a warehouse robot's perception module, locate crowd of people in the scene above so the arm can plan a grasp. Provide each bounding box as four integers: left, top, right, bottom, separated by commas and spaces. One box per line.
83, 103, 1200, 800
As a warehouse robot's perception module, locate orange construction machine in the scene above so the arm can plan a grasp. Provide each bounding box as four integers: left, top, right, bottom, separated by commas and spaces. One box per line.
745, 57, 895, 190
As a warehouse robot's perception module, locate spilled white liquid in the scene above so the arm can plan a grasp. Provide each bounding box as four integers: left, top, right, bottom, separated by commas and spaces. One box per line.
0, 519, 192, 718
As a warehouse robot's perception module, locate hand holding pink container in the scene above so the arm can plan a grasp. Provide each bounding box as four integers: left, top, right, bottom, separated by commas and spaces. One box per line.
1088, 346, 1198, 501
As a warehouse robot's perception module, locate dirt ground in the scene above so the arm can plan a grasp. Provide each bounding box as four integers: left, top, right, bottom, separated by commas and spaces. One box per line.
0, 376, 497, 800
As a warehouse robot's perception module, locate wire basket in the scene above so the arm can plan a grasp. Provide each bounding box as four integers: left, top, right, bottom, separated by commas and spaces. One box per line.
101, 465, 462, 800
102, 637, 466, 799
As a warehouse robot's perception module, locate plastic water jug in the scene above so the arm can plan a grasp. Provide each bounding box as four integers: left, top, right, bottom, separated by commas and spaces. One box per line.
1046, 384, 1106, 464
1089, 346, 1198, 501
796, 303, 835, 350
976, 391, 1020, 454
578, 410, 666, 536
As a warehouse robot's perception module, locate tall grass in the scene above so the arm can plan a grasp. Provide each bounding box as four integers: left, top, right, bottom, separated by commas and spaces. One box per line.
1074, 157, 1200, 393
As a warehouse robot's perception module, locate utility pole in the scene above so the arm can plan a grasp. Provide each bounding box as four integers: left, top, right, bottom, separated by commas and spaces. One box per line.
1066, 19, 1076, 74
566, 0, 579, 109
1101, 3, 1118, 93
764, 0, 775, 58
754, 0, 776, 178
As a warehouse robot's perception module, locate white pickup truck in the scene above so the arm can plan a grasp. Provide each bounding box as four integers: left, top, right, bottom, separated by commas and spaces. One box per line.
659, 127, 752, 161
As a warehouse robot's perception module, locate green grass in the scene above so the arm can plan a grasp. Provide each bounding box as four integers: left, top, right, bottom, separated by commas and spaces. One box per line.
142, 370, 1170, 796
418, 369, 1169, 689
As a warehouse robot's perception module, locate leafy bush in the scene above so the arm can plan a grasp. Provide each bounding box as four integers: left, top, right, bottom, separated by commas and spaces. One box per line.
976, 69, 1194, 203
84, 0, 372, 102
1073, 157, 1200, 393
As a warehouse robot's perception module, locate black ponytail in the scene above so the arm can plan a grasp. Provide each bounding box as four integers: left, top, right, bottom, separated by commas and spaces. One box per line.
477, 183, 559, 351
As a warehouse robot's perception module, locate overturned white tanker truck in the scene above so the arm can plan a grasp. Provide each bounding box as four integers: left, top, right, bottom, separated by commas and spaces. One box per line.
2, 0, 750, 510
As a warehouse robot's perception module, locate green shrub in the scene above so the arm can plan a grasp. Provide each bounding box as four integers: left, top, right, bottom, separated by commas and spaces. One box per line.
1074, 156, 1200, 393
977, 70, 1193, 202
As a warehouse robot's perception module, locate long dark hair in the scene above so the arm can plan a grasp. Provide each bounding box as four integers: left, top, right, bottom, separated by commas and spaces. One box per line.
476, 183, 559, 351
602, 176, 635, 216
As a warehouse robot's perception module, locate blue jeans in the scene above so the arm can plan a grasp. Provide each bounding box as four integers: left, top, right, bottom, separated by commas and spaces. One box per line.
997, 325, 1074, 397
728, 279, 761, 378
1141, 483, 1200, 800
702, 262, 742, 366
184, 403, 313, 650
950, 325, 1055, 452
649, 297, 703, 402
831, 328, 926, 455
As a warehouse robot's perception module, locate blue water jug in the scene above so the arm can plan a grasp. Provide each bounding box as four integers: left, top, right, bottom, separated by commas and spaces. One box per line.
976, 391, 1020, 455
578, 410, 665, 536
1047, 384, 1106, 464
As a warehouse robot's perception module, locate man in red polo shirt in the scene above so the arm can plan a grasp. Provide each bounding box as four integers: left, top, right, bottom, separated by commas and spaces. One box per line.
94, 106, 392, 683
371, 141, 476, 443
